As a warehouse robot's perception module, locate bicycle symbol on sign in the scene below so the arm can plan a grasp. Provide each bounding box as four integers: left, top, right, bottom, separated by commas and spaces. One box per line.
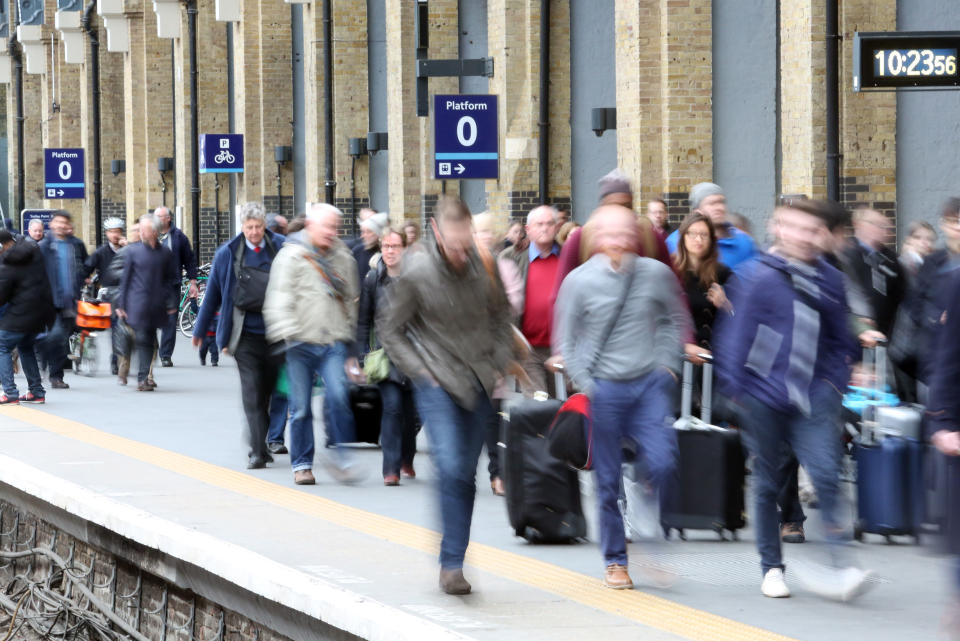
214, 150, 236, 164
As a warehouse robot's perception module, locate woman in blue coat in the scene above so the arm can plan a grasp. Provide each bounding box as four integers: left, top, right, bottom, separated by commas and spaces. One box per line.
115, 214, 178, 391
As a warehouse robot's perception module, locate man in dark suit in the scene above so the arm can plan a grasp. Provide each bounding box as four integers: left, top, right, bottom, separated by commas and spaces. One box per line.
154, 206, 198, 367
840, 207, 906, 348
115, 214, 178, 391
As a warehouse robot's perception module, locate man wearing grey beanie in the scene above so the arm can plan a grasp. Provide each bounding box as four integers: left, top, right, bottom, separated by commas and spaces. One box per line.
666, 182, 756, 272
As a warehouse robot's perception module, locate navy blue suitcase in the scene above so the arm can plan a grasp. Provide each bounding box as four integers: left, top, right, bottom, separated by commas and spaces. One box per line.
854, 437, 924, 543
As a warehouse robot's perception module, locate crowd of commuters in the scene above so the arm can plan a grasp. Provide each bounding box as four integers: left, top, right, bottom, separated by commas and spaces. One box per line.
3, 172, 960, 617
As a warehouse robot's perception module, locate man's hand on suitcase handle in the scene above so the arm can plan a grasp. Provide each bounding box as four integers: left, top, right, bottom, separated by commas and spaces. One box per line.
858, 329, 887, 348
684, 343, 713, 365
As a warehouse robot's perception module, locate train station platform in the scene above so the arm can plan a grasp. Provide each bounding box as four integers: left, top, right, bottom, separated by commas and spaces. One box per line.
0, 339, 948, 641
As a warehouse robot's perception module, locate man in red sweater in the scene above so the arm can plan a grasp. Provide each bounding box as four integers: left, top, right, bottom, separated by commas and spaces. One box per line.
498, 205, 561, 395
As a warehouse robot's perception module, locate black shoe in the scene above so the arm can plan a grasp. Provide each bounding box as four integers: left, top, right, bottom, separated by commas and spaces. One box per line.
111, 363, 119, 376
211, 361, 218, 367
161, 358, 173, 367
49, 379, 70, 390
247, 456, 268, 469
199, 358, 206, 366
265, 452, 275, 464
267, 442, 288, 455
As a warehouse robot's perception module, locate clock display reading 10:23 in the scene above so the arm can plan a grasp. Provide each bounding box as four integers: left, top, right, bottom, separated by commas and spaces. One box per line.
873, 48, 958, 77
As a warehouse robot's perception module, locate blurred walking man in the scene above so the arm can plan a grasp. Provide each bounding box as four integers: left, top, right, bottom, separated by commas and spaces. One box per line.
379, 196, 514, 595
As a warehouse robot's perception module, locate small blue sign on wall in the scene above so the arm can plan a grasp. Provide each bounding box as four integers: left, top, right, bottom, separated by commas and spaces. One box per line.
433, 94, 499, 180
44, 148, 85, 199
199, 134, 244, 174
21, 209, 57, 235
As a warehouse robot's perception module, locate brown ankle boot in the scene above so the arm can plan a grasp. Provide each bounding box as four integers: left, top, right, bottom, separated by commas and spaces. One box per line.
439, 568, 472, 595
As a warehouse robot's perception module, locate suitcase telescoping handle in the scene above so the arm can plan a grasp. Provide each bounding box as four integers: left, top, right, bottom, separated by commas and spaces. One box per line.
680, 353, 714, 425
861, 338, 888, 394
552, 362, 568, 402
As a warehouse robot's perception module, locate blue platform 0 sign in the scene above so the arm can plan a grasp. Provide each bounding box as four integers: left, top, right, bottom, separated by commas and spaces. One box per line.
199, 134, 244, 173
43, 148, 85, 199
433, 95, 498, 180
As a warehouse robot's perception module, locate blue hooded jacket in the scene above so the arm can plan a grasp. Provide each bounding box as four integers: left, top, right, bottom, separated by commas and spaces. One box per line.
714, 252, 858, 413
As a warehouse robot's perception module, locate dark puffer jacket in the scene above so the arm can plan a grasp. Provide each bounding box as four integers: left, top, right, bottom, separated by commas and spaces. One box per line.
0, 238, 57, 333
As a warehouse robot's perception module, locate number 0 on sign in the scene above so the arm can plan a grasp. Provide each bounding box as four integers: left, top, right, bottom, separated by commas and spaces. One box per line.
433, 95, 499, 180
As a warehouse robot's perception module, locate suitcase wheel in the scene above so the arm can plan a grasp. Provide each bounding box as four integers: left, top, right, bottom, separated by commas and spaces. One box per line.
678, 529, 687, 541
662, 526, 671, 540
714, 527, 727, 541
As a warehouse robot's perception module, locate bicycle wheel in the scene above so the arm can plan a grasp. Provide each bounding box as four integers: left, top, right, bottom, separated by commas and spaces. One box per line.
76, 333, 99, 377
178, 302, 198, 338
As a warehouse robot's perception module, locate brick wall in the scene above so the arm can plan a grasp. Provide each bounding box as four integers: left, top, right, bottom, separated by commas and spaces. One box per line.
838, 0, 897, 222
0, 500, 292, 641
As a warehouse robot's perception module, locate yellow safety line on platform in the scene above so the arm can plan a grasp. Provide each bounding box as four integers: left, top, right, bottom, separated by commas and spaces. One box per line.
2, 406, 797, 641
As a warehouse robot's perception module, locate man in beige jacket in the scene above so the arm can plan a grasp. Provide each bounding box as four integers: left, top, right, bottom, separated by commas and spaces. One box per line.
264, 203, 364, 486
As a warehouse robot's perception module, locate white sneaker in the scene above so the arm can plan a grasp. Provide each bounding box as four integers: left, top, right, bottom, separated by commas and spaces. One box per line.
761, 568, 791, 598
794, 565, 875, 602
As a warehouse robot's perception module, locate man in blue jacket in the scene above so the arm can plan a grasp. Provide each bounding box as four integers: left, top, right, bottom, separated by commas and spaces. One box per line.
716, 198, 869, 601
154, 206, 198, 367
38, 211, 89, 389
192, 202, 284, 469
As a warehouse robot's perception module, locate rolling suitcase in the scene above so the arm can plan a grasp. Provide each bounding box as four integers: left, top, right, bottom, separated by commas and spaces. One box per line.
501, 370, 586, 543
348, 383, 383, 445
660, 355, 746, 540
852, 342, 924, 543
854, 436, 924, 543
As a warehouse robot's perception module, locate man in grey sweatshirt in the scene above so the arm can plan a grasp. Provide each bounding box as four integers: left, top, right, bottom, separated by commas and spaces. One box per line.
555, 205, 691, 590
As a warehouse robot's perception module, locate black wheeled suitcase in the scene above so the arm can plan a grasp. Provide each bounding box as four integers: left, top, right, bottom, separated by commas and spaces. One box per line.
349, 383, 383, 445
501, 371, 586, 543
660, 356, 746, 540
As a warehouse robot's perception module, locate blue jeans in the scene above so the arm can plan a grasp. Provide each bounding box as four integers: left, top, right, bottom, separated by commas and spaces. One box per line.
413, 382, 491, 570
0, 330, 44, 398
378, 380, 418, 477
267, 389, 289, 445
286, 342, 355, 472
591, 370, 678, 566
740, 385, 848, 574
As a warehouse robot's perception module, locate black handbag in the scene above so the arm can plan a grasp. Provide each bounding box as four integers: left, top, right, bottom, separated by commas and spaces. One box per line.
232, 238, 277, 313
349, 383, 383, 445
233, 266, 271, 312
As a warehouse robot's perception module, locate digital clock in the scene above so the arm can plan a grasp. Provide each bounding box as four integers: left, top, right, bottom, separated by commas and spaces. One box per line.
854, 32, 960, 91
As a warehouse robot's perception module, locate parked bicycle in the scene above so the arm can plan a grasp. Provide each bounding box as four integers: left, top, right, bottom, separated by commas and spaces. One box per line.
69, 280, 111, 377
177, 263, 211, 338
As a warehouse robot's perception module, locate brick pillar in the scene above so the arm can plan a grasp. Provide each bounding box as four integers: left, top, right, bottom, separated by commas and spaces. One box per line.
486, 0, 538, 224
839, 0, 896, 220
616, 0, 713, 224
22, 68, 44, 210
302, 0, 326, 205
255, 0, 294, 218
43, 32, 87, 230
779, 0, 827, 201
659, 0, 712, 213
99, 27, 127, 230
384, 0, 420, 222
197, 0, 229, 260
330, 0, 368, 223
233, 0, 262, 210
615, 0, 662, 209
547, 0, 571, 211
173, 0, 229, 261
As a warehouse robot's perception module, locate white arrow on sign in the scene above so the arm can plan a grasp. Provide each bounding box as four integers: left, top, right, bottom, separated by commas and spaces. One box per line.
57, 190, 64, 196
454, 163, 465, 175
